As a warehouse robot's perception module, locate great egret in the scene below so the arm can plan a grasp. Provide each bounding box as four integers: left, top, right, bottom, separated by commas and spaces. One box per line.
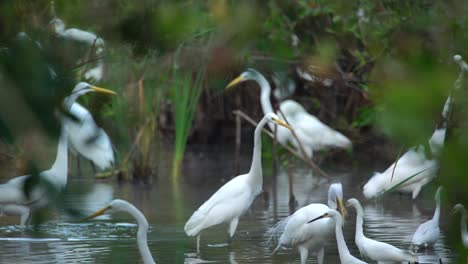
412, 186, 442, 248
453, 204, 468, 248
346, 198, 418, 263
226, 68, 351, 159
84, 199, 155, 264
308, 209, 367, 264
267, 183, 346, 264
362, 128, 445, 199
66, 102, 114, 171
49, 18, 104, 82
184, 113, 293, 253
0, 82, 116, 225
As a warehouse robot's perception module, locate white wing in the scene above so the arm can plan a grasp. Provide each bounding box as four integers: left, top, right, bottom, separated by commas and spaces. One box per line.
412, 219, 439, 246
184, 175, 254, 236
359, 237, 417, 262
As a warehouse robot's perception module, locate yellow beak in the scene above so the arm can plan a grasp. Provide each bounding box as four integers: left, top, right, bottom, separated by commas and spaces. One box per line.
226, 75, 245, 90
337, 199, 347, 225
90, 86, 117, 95
82, 205, 111, 221
272, 118, 294, 131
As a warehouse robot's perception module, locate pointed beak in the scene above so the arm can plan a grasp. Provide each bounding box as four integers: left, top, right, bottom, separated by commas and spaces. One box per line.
337, 199, 346, 225
82, 205, 111, 221
307, 213, 328, 224
90, 85, 117, 95
272, 118, 294, 131
226, 75, 245, 90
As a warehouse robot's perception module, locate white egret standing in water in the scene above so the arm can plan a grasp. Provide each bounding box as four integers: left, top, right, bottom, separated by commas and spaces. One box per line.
346, 198, 418, 263
184, 113, 293, 253
453, 204, 468, 248
412, 186, 442, 248
0, 83, 116, 225
226, 69, 351, 159
308, 209, 367, 264
267, 183, 346, 264
66, 102, 114, 171
84, 199, 155, 264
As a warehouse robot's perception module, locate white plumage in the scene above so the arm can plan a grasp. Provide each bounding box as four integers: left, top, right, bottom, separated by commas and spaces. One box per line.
453, 204, 468, 248
84, 199, 155, 264
184, 113, 293, 253
267, 183, 345, 264
66, 102, 114, 170
363, 128, 445, 199
411, 186, 442, 248
308, 209, 367, 264
49, 18, 105, 82
226, 68, 351, 159
0, 82, 116, 225
346, 198, 418, 263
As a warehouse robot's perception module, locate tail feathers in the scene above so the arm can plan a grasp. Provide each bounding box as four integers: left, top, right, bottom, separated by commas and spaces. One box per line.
184, 210, 206, 236
265, 215, 292, 246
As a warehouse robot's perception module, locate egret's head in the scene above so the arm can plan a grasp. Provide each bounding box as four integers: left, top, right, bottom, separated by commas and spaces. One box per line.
307, 209, 342, 226
225, 68, 262, 90
265, 113, 293, 131
328, 183, 346, 218
345, 198, 364, 216
435, 186, 443, 202
49, 18, 65, 33
71, 82, 117, 97
453, 204, 466, 214
362, 172, 384, 199
83, 199, 129, 220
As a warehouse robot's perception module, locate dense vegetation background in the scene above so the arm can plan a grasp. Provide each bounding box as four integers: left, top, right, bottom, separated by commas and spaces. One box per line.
1, 0, 468, 259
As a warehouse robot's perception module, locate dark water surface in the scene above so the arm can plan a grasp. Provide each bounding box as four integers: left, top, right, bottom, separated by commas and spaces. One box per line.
0, 147, 457, 263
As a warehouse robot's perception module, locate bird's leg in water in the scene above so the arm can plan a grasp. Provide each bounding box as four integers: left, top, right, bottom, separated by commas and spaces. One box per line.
76, 156, 82, 176
196, 233, 201, 254
287, 159, 296, 212
299, 246, 309, 264
228, 218, 239, 244
317, 247, 324, 264
90, 162, 97, 174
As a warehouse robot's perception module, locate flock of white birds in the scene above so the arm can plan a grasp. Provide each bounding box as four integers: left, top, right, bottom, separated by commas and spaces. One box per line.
0, 16, 466, 264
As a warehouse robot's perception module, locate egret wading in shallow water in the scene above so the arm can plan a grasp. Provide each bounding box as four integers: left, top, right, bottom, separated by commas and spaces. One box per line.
0, 83, 116, 225
226, 69, 351, 159
362, 127, 445, 200
66, 102, 114, 172
346, 198, 418, 263
267, 183, 346, 264
84, 199, 155, 264
308, 209, 367, 264
412, 186, 443, 249
184, 113, 293, 253
453, 204, 468, 248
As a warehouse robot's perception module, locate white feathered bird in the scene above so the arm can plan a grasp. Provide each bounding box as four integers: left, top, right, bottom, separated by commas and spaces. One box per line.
453, 204, 468, 248
346, 198, 418, 263
411, 186, 442, 248
226, 68, 351, 159
66, 102, 114, 171
184, 113, 293, 253
0, 83, 116, 225
267, 183, 346, 264
49, 18, 105, 82
308, 209, 367, 264
363, 128, 445, 199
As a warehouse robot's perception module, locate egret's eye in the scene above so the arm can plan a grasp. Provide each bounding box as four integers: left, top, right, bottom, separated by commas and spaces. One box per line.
324, 213, 328, 217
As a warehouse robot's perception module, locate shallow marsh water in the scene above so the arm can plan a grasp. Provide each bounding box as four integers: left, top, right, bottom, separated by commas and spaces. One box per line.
0, 146, 457, 263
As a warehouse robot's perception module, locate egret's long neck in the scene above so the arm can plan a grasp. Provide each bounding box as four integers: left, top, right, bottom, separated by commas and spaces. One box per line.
432, 197, 441, 223
256, 74, 274, 116
126, 204, 155, 264
354, 205, 365, 240
48, 124, 68, 185
461, 209, 467, 238
247, 117, 268, 188
334, 217, 352, 261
